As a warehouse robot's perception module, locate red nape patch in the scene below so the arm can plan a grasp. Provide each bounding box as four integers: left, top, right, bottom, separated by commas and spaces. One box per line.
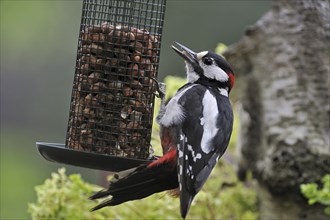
228, 73, 235, 89
147, 149, 176, 168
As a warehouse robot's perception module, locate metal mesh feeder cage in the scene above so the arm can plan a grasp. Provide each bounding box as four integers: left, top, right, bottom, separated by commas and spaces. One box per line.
37, 0, 167, 172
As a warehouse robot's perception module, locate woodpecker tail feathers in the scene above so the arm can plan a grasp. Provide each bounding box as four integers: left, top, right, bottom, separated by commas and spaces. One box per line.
180, 187, 194, 219
90, 150, 178, 211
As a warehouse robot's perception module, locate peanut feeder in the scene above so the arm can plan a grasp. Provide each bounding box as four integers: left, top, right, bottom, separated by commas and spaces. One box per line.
37, 0, 167, 172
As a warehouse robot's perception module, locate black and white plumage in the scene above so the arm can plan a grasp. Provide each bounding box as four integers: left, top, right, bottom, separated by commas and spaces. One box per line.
161, 82, 233, 217
90, 42, 234, 219
159, 42, 234, 218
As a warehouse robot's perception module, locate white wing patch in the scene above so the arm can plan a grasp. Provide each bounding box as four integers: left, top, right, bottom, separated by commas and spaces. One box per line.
159, 84, 197, 127
201, 90, 219, 153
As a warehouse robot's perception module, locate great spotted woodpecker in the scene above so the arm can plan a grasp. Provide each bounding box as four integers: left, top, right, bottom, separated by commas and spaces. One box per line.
90, 42, 234, 219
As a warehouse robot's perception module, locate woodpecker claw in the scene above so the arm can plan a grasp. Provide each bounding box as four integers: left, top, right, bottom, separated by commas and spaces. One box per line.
151, 77, 166, 99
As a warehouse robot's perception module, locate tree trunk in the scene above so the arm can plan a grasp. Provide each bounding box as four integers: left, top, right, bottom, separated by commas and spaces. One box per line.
224, 0, 330, 219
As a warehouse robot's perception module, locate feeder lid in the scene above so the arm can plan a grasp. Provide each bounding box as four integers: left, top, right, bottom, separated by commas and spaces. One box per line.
36, 142, 153, 172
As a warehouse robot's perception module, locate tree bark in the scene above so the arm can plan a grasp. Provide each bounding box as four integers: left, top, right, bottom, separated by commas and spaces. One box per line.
224, 0, 330, 219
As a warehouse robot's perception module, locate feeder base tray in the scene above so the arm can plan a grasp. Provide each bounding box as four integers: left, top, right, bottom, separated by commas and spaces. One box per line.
36, 142, 153, 172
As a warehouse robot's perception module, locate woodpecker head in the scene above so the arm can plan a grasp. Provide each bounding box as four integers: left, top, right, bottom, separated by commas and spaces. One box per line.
171, 42, 234, 92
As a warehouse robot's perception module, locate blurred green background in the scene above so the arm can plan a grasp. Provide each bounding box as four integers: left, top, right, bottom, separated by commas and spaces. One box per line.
0, 1, 270, 219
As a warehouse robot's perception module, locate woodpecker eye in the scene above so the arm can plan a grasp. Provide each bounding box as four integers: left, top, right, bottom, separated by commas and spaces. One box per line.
202, 57, 213, 65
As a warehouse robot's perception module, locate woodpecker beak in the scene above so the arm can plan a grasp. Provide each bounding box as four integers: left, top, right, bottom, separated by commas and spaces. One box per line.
171, 42, 199, 67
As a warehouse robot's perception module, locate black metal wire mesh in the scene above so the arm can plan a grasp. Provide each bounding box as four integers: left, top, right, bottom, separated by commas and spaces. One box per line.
66, 0, 166, 159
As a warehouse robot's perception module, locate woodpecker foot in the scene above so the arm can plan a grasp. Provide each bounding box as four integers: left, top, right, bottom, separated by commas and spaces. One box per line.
151, 77, 166, 99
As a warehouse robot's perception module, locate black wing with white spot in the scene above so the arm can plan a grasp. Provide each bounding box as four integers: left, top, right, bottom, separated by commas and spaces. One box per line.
176, 84, 233, 218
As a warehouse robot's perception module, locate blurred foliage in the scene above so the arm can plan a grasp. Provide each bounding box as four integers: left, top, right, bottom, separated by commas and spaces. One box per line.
28, 76, 258, 219
300, 174, 330, 216
28, 168, 107, 220
215, 43, 228, 55
28, 163, 257, 219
